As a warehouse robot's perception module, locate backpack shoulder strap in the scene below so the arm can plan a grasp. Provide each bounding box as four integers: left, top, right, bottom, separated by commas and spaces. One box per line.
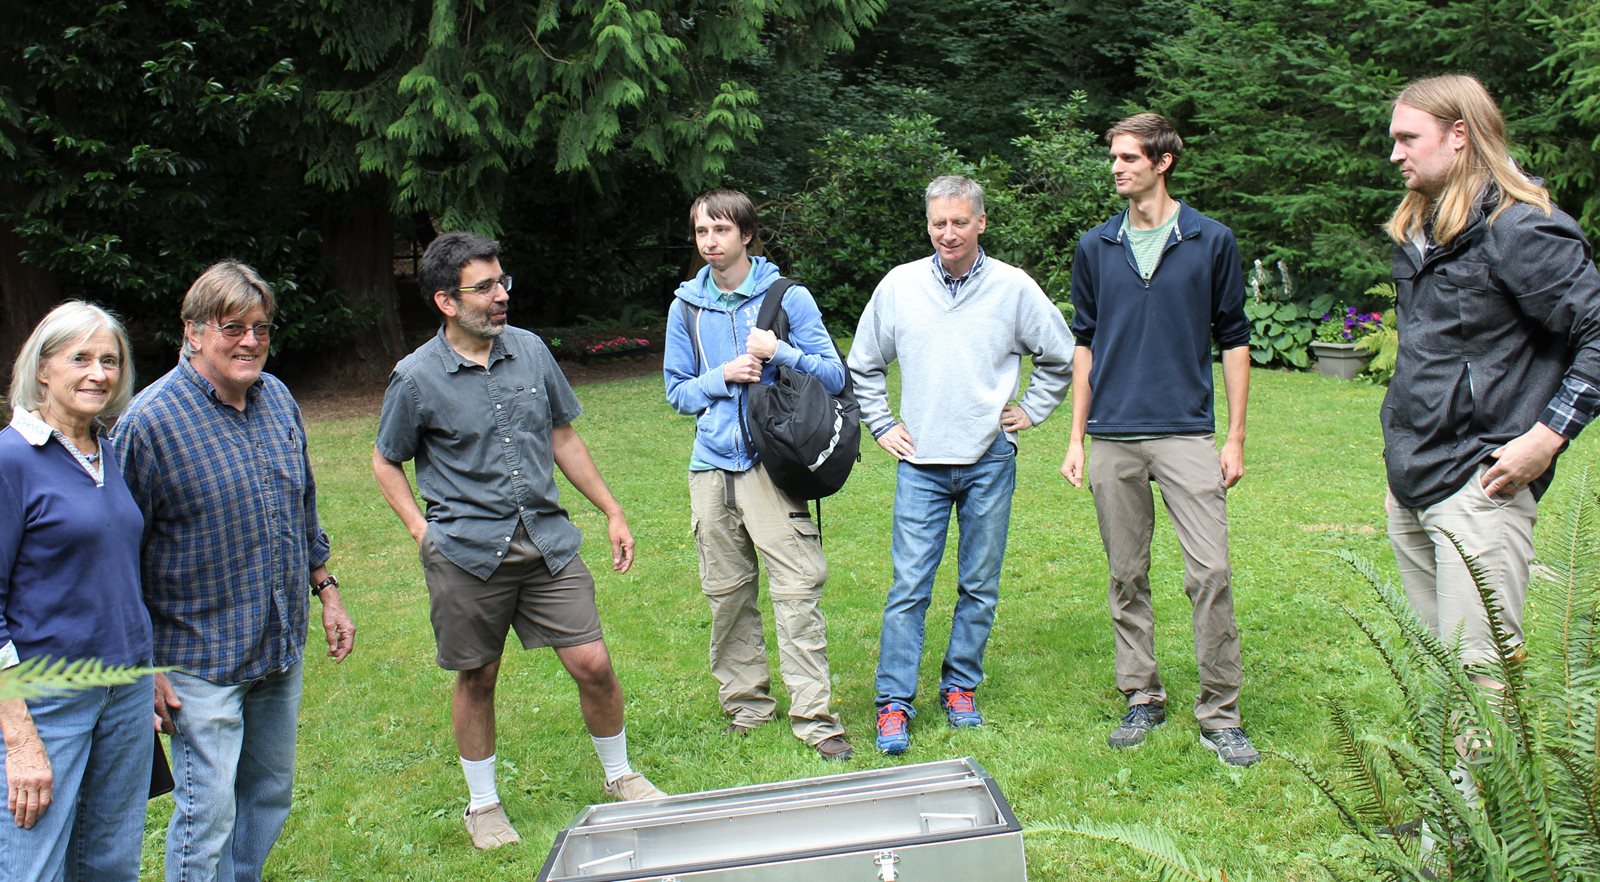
755, 278, 796, 343
678, 299, 704, 375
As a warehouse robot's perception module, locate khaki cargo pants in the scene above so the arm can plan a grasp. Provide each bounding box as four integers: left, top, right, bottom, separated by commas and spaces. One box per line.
689, 464, 843, 745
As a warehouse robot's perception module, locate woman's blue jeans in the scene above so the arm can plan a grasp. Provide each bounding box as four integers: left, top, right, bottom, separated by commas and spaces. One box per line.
0, 676, 154, 882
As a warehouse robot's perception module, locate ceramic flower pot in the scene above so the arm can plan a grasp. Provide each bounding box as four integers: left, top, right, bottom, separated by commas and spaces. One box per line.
1309, 340, 1372, 379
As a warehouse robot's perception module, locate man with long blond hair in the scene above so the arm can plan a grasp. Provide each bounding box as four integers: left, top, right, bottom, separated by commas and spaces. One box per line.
1383, 74, 1600, 675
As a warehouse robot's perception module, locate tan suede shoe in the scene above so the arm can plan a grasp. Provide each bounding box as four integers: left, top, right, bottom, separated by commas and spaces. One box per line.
603, 772, 667, 801
463, 802, 520, 850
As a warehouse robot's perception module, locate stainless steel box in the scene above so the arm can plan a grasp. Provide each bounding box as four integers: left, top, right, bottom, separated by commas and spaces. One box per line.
537, 757, 1026, 881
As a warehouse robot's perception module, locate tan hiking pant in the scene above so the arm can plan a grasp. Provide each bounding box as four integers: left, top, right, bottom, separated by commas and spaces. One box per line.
1088, 435, 1243, 728
1387, 467, 1535, 667
688, 464, 843, 745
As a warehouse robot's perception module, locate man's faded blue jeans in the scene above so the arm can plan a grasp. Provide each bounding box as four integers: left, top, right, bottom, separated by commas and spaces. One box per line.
165, 660, 302, 882
875, 435, 1016, 710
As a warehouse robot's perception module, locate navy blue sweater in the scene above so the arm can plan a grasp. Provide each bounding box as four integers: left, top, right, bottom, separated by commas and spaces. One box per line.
1069, 202, 1250, 434
0, 426, 151, 666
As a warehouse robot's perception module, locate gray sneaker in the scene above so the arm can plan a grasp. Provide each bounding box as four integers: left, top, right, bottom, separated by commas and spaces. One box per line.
1199, 727, 1261, 767
1107, 703, 1166, 749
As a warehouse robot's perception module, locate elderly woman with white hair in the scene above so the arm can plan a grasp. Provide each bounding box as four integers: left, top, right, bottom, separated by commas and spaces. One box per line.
0, 301, 153, 881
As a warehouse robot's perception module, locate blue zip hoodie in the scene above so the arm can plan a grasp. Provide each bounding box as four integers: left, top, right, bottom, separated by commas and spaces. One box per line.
1069, 201, 1250, 434
663, 256, 845, 471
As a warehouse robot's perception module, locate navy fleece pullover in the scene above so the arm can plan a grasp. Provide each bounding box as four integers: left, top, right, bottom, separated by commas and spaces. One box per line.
1070, 201, 1250, 435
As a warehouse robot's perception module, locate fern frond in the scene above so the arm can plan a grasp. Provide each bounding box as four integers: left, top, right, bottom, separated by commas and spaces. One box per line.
1338, 550, 1464, 679
0, 656, 162, 702
1280, 750, 1377, 837
1280, 751, 1435, 880
1329, 705, 1401, 829
1341, 604, 1425, 738
1439, 529, 1539, 760
1028, 819, 1239, 882
1529, 466, 1598, 699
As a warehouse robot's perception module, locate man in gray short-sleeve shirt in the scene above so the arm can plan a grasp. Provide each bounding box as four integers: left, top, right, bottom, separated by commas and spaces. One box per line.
372, 232, 665, 851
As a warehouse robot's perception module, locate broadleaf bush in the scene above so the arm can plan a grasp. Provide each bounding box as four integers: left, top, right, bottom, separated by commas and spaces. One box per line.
767, 97, 1121, 332
1245, 258, 1332, 369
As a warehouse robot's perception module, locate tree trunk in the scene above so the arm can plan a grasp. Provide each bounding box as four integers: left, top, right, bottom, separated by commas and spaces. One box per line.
0, 226, 61, 394
322, 178, 404, 383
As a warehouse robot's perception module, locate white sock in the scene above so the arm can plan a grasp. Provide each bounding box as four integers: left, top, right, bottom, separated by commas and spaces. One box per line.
592, 729, 634, 783
460, 755, 499, 811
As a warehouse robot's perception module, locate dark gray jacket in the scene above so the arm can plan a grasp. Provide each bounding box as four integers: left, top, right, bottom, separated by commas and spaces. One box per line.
1384, 186, 1600, 508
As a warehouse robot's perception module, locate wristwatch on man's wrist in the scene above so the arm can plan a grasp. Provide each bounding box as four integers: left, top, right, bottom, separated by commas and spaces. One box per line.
312, 574, 339, 597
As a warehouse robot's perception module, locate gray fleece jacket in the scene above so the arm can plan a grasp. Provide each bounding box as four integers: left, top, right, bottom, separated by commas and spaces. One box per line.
848, 253, 1073, 465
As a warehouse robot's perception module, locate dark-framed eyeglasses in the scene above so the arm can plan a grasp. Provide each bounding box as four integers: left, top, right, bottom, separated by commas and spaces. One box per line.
451, 274, 513, 298
206, 321, 276, 340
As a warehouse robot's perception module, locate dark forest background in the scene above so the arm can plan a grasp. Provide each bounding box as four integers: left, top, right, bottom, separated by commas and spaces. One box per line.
5, 0, 1599, 386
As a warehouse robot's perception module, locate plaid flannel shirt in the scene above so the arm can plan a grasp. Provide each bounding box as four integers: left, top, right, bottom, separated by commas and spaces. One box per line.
112, 359, 329, 684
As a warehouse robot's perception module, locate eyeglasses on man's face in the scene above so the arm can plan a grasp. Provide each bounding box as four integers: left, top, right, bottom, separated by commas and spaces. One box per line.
451, 274, 513, 298
206, 321, 276, 340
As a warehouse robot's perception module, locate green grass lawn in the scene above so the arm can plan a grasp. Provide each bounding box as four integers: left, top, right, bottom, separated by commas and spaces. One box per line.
140, 361, 1598, 881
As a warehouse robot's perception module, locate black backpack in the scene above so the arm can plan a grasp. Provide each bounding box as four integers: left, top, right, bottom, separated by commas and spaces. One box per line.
680, 279, 861, 501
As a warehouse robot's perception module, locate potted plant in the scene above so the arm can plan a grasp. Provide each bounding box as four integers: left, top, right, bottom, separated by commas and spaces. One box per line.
1310, 307, 1383, 379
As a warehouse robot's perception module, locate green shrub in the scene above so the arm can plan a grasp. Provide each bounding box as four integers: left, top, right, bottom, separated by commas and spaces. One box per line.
1245, 259, 1332, 369
764, 114, 972, 330
983, 96, 1125, 319
768, 100, 1121, 332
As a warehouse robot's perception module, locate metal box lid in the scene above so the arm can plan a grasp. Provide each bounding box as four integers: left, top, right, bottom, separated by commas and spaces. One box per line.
537, 757, 1021, 881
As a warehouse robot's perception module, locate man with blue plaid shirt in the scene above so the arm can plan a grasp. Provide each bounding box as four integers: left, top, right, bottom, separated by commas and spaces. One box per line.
113, 261, 355, 882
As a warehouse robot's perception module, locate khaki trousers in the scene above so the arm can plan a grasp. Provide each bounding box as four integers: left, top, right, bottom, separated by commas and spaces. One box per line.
689, 464, 842, 744
1387, 467, 1535, 667
1088, 435, 1243, 728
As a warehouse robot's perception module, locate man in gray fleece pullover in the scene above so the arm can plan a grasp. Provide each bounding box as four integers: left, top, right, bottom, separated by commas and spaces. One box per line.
848, 175, 1073, 755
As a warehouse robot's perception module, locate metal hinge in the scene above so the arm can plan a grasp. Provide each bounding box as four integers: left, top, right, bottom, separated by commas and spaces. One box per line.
874, 849, 900, 881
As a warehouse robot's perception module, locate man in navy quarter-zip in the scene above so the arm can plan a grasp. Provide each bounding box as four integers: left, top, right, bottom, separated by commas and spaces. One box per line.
1061, 113, 1259, 767
662, 189, 854, 762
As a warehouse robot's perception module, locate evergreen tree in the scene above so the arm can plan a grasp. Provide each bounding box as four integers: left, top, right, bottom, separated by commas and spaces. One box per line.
0, 2, 330, 380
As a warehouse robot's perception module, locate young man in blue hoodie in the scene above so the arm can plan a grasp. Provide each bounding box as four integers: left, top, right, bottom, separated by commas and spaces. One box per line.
1061, 113, 1258, 767
663, 189, 853, 761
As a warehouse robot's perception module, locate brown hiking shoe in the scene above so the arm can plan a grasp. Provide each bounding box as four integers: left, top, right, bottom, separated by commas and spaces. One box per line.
815, 734, 854, 761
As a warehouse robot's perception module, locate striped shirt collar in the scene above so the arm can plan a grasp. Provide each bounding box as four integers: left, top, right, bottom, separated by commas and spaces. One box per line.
8, 406, 106, 485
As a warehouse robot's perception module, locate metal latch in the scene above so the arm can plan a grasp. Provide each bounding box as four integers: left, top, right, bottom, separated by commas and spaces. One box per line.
874, 849, 900, 881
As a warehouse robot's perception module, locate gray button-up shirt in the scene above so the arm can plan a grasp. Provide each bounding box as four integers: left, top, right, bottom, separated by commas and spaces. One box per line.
375, 326, 584, 579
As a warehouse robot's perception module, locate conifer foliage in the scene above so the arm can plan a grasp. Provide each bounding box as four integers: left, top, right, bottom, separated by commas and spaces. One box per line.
306, 0, 887, 232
